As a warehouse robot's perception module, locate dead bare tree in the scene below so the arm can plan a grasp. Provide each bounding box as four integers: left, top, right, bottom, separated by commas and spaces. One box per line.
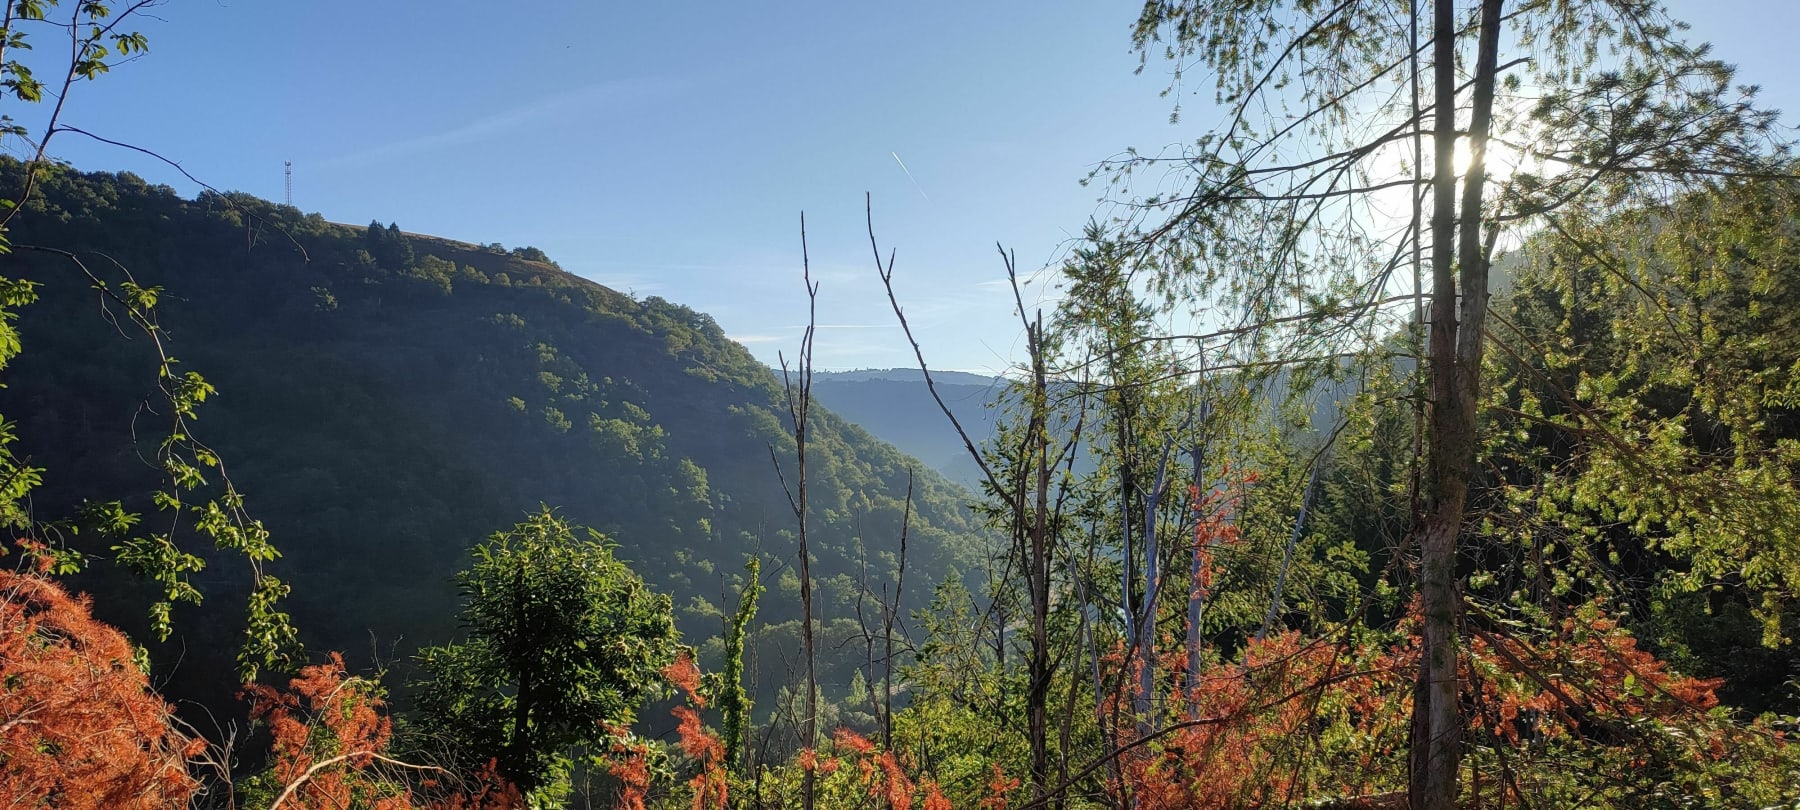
771, 213, 821, 810
868, 194, 1085, 801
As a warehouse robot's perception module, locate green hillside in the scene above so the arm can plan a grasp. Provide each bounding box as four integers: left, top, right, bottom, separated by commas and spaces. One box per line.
0, 160, 986, 713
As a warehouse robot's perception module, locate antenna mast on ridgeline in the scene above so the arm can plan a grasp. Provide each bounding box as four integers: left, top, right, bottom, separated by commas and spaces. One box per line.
284, 160, 293, 207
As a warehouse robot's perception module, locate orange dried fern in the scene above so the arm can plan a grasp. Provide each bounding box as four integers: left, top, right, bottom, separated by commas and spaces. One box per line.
0, 570, 202, 810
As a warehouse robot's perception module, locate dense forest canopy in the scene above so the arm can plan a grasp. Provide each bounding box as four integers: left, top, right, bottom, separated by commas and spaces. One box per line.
2, 0, 1799, 808
0, 158, 987, 719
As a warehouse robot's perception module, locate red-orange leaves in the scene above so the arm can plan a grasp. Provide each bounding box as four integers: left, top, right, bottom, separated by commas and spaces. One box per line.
1120, 631, 1393, 809
243, 652, 402, 809
1468, 609, 1724, 745
978, 764, 1021, 810
833, 727, 877, 755
246, 652, 524, 809
0, 570, 202, 809
664, 650, 707, 708
829, 728, 915, 807
920, 779, 953, 810
662, 651, 729, 810
604, 723, 653, 810
672, 706, 728, 810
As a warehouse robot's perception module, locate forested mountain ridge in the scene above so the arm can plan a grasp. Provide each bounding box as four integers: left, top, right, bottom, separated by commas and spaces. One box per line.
0, 160, 985, 713
810, 369, 1004, 489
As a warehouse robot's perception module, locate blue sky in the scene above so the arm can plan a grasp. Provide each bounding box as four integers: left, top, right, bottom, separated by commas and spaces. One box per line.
21, 0, 1800, 373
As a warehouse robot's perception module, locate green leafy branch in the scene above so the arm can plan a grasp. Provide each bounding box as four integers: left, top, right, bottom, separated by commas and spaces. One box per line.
8, 243, 299, 678
0, 0, 298, 681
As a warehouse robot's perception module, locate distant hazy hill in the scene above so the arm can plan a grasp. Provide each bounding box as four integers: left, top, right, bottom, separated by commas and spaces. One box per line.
810, 362, 1384, 491
0, 161, 986, 714
811, 369, 1006, 489
817, 368, 1006, 387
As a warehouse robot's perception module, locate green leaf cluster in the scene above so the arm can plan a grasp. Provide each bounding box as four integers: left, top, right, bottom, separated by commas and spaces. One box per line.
412, 507, 680, 801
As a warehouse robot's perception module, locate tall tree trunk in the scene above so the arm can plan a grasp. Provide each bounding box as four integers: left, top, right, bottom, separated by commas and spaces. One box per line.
508, 563, 536, 793
883, 474, 910, 755
1111, 357, 1150, 733
1259, 464, 1318, 641
1026, 314, 1053, 802
1185, 443, 1206, 700
797, 380, 817, 810
1137, 441, 1176, 737
786, 216, 820, 810
1410, 0, 1463, 804
797, 411, 817, 810
1410, 2, 1503, 809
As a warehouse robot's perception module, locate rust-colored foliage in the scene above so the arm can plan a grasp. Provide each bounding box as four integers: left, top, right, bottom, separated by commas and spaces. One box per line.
246, 652, 522, 810
244, 652, 400, 808
1095, 601, 1734, 809
1466, 611, 1722, 743
876, 749, 914, 808
611, 602, 1735, 808
0, 570, 202, 809
1185, 470, 1251, 605
1110, 631, 1389, 809
421, 760, 525, 810
663, 651, 729, 810
919, 780, 952, 810
831, 728, 916, 808
977, 764, 1020, 810
664, 651, 706, 708
604, 723, 652, 810
796, 747, 840, 776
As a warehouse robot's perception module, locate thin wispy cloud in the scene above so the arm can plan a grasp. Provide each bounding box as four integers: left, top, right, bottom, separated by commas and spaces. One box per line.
585, 260, 793, 274
318, 77, 682, 169
586, 272, 666, 296
892, 152, 928, 200
731, 324, 894, 340
725, 323, 900, 354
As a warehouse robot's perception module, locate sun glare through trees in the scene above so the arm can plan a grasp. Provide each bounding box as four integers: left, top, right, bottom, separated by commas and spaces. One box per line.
2, 1, 1798, 808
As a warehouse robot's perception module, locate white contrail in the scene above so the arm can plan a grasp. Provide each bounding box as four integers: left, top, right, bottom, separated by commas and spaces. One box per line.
891, 152, 929, 200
